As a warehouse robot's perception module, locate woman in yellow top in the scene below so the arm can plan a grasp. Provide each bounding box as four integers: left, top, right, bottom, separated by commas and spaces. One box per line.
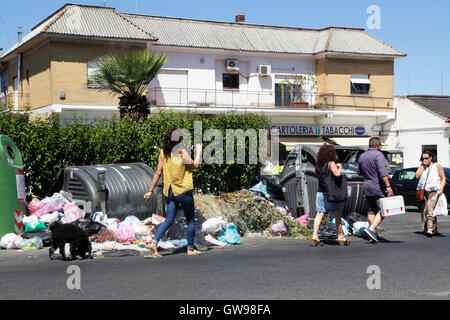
144, 128, 202, 258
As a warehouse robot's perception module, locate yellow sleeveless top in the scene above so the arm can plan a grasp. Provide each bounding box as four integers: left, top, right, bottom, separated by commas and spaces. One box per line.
160, 149, 194, 197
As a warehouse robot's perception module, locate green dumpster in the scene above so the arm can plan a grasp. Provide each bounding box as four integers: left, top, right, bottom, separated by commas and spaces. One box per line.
0, 135, 27, 238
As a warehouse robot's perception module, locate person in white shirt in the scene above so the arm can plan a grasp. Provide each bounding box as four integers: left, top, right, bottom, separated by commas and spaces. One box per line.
415, 150, 446, 237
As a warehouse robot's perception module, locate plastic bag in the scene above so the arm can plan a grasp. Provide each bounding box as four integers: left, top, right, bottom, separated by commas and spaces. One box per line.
63, 203, 85, 224
41, 193, 68, 212
217, 224, 242, 245
23, 215, 47, 233
250, 181, 270, 198
331, 217, 350, 230
433, 194, 448, 217
1, 233, 23, 249
270, 219, 287, 234
296, 215, 309, 227
28, 201, 56, 218
352, 221, 370, 236
22, 229, 52, 246
39, 212, 61, 225
70, 219, 105, 237
115, 224, 135, 243
120, 216, 148, 236
201, 217, 227, 235
20, 237, 43, 250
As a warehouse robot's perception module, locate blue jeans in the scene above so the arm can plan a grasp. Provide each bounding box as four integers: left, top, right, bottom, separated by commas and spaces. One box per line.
152, 189, 196, 250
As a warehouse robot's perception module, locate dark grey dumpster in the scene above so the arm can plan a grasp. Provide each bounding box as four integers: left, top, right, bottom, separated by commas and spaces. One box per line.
279, 144, 367, 218
59, 163, 164, 220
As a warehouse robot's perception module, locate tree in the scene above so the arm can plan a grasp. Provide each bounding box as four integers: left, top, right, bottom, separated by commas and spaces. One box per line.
88, 49, 168, 121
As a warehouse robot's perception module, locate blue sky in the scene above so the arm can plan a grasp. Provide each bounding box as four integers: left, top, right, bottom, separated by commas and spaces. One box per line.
0, 0, 449, 95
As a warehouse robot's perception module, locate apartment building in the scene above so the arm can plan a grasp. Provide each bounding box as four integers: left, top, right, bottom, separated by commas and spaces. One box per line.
0, 4, 406, 147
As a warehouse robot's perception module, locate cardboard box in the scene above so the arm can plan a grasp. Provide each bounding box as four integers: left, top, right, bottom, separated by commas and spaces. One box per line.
378, 195, 406, 217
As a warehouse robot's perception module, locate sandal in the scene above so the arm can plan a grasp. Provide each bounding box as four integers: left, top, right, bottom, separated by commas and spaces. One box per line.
338, 239, 350, 246
310, 239, 323, 247
147, 244, 162, 258
187, 249, 202, 256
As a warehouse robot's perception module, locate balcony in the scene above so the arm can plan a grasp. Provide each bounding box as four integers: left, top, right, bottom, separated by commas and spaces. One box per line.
148, 87, 393, 112
0, 93, 30, 111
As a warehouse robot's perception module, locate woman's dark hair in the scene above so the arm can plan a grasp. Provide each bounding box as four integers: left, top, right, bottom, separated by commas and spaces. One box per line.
421, 150, 436, 162
163, 127, 182, 157
317, 143, 337, 169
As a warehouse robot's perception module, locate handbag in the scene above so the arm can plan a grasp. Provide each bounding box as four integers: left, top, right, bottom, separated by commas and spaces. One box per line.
416, 165, 431, 201
416, 190, 424, 201
323, 163, 348, 203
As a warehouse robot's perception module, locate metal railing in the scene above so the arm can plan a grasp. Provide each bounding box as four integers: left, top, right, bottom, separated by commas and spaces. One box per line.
148, 87, 393, 111
0, 93, 30, 110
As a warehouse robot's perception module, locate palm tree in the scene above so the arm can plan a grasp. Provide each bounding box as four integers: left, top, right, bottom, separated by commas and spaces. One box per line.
88, 49, 168, 121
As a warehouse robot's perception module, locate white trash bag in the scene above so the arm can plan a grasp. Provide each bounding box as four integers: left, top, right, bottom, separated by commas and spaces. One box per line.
433, 194, 448, 217
201, 217, 227, 235
1, 233, 23, 250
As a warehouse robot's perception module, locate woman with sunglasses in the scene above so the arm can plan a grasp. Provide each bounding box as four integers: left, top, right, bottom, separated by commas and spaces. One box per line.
415, 150, 446, 237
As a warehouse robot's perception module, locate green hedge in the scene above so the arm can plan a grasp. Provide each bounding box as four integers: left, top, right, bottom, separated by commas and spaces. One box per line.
0, 110, 270, 197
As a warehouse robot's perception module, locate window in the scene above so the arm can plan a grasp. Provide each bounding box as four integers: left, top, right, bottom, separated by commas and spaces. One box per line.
275, 83, 300, 107
399, 170, 417, 181
223, 73, 239, 89
87, 61, 99, 88
350, 74, 370, 95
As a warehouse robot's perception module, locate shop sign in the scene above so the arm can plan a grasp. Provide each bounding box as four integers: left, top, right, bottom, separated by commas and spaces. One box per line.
270, 124, 369, 136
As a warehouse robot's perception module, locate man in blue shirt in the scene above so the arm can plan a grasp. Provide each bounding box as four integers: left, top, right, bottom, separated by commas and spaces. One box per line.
358, 137, 394, 243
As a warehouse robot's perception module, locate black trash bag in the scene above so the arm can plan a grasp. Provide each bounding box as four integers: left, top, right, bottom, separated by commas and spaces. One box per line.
307, 220, 338, 240
266, 176, 284, 200
156, 209, 211, 248
70, 219, 105, 237
22, 229, 52, 247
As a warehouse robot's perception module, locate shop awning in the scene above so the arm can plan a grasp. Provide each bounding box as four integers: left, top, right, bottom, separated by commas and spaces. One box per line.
279, 137, 328, 150
329, 137, 371, 147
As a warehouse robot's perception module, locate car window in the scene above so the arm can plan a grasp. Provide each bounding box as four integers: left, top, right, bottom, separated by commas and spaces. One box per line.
399, 170, 416, 181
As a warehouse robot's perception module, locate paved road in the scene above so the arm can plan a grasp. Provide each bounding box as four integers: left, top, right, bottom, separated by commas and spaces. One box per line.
0, 209, 449, 300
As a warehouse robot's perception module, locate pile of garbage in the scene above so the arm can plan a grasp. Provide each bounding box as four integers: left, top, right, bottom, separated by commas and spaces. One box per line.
195, 178, 313, 239
0, 191, 243, 257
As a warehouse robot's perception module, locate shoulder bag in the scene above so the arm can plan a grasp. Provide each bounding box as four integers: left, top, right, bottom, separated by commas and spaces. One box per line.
416, 165, 431, 201
324, 163, 348, 203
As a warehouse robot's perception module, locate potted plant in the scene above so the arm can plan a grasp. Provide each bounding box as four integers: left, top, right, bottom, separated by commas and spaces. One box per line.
282, 73, 317, 108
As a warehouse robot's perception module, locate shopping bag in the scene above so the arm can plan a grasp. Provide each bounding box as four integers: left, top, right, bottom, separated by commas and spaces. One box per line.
378, 195, 406, 217
433, 194, 448, 217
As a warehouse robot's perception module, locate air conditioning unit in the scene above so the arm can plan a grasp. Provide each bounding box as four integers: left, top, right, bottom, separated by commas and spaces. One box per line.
258, 65, 271, 76
226, 59, 239, 71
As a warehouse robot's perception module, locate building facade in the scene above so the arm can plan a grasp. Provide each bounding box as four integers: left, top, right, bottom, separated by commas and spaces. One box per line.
0, 4, 406, 148
385, 95, 450, 167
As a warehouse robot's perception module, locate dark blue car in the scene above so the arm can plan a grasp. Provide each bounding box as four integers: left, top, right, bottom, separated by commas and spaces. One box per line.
390, 167, 450, 209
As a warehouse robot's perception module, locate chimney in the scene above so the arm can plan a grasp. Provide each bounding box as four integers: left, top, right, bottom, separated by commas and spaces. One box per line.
0, 48, 3, 56
18, 26, 23, 43
235, 14, 245, 23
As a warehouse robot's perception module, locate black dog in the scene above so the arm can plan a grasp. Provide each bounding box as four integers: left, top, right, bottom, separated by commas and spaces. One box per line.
49, 222, 92, 260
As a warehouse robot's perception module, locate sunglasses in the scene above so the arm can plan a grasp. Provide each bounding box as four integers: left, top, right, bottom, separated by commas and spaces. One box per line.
421, 157, 430, 160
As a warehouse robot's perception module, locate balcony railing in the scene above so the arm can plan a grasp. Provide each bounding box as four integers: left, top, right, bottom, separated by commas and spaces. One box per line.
148, 87, 393, 111
0, 93, 30, 111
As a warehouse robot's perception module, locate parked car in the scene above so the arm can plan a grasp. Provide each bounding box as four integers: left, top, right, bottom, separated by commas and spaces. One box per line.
342, 148, 403, 178
390, 167, 450, 210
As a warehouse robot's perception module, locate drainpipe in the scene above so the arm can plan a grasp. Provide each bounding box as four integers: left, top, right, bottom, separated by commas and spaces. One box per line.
16, 53, 21, 111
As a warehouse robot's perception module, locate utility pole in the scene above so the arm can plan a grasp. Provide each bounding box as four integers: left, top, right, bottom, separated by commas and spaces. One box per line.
136, 0, 138, 13
441, 68, 444, 96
